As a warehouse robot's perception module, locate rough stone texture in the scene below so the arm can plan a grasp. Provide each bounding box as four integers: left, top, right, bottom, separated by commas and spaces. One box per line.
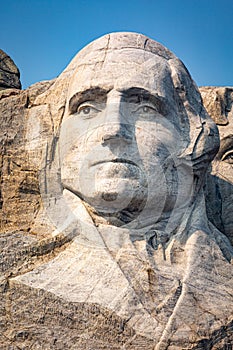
200, 87, 233, 246
0, 81, 55, 235
0, 49, 21, 90
0, 34, 233, 349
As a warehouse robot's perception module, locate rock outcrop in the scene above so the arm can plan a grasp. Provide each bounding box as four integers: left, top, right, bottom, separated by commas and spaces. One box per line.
0, 50, 21, 90
200, 87, 233, 245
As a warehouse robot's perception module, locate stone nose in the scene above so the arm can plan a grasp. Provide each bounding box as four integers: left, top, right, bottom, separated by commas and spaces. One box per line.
101, 123, 133, 144
101, 102, 134, 144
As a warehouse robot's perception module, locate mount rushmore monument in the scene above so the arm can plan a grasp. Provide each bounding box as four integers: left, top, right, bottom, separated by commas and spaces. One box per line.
0, 33, 232, 349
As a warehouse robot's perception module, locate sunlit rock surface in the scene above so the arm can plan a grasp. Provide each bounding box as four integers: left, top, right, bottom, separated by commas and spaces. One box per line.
0, 35, 233, 349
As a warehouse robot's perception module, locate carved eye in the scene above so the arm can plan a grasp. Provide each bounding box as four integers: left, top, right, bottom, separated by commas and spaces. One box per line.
137, 105, 157, 114
221, 150, 233, 164
142, 106, 150, 113
79, 106, 91, 115
76, 103, 100, 117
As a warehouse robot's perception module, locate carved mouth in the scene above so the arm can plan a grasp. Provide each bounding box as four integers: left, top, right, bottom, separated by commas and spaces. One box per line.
92, 158, 138, 167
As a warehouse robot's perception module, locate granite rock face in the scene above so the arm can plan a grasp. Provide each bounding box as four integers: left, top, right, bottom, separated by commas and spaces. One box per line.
0, 49, 21, 90
0, 35, 233, 349
200, 87, 233, 245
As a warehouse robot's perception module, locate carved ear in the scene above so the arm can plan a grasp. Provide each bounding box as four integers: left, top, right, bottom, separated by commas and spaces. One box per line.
169, 58, 220, 178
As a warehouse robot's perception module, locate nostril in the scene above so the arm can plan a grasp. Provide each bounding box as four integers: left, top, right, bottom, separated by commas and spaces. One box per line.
100, 123, 134, 144
102, 133, 119, 142
101, 129, 133, 144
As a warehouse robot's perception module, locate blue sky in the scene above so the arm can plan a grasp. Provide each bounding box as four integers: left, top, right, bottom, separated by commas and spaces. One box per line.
1, 0, 233, 89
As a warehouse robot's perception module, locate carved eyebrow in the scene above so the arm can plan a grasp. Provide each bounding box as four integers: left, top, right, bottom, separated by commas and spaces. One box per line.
69, 87, 110, 114
119, 87, 168, 115
68, 86, 168, 115
216, 135, 233, 160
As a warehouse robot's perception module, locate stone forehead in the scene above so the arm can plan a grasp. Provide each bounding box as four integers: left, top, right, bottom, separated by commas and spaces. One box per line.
71, 32, 176, 66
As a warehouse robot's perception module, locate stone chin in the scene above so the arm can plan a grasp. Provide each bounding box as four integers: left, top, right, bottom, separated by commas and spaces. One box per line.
87, 178, 147, 212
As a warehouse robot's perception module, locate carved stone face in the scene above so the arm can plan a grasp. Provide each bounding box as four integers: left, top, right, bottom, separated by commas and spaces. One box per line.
59, 48, 193, 226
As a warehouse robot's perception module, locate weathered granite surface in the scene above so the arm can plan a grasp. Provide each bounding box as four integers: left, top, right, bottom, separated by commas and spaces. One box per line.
0, 50, 21, 90
0, 34, 233, 349
200, 87, 233, 246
